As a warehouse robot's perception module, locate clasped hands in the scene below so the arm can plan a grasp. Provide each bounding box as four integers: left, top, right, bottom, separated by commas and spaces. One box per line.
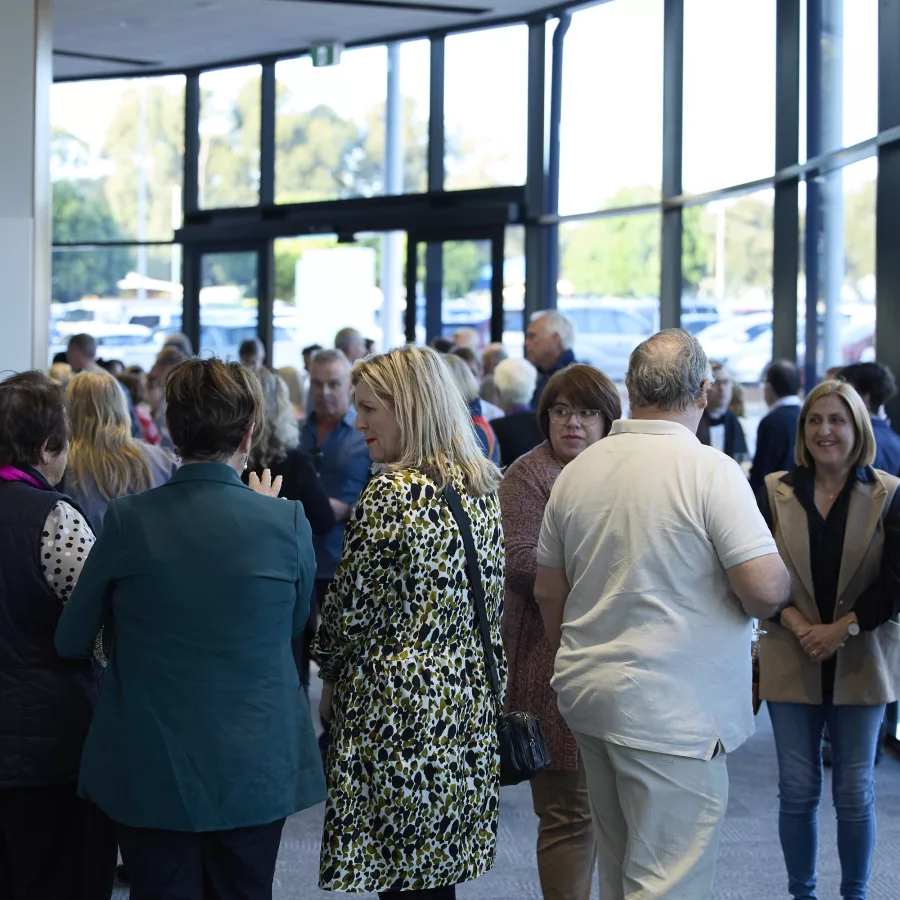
781, 607, 847, 663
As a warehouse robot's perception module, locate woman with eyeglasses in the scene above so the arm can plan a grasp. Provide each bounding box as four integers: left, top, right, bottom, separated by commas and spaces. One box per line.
499, 364, 622, 900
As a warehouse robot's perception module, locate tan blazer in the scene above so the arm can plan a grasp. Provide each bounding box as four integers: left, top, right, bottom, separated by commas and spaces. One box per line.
759, 468, 900, 706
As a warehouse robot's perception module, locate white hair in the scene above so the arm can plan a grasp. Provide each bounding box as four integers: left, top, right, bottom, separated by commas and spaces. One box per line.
493, 358, 537, 407
531, 310, 575, 351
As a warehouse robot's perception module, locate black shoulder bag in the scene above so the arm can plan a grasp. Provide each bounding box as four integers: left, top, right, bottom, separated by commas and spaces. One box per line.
442, 484, 551, 786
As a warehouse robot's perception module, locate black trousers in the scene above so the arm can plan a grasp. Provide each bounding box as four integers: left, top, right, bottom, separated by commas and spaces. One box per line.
0, 783, 117, 900
116, 817, 286, 900
294, 578, 331, 690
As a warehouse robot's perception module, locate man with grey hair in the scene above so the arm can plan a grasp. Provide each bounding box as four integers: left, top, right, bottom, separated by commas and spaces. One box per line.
525, 310, 576, 408
491, 358, 543, 468
535, 329, 790, 900
334, 327, 366, 364
298, 348, 371, 693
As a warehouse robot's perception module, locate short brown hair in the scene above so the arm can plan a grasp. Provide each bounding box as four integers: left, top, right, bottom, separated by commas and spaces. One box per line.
0, 371, 70, 467
165, 358, 265, 461
117, 372, 147, 406
538, 364, 622, 439
795, 379, 876, 469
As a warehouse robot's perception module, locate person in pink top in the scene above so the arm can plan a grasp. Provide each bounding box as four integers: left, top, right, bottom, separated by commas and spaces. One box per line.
499, 363, 621, 900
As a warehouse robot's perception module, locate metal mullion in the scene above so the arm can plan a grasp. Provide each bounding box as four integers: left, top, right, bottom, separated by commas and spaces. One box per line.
490, 227, 505, 343
771, 0, 801, 362
803, 0, 823, 389
181, 244, 201, 354
877, 0, 900, 424
184, 73, 200, 217
260, 63, 276, 206
428, 37, 445, 192
257, 241, 275, 359
524, 19, 547, 323
660, 0, 684, 331
405, 236, 418, 343
542, 12, 569, 311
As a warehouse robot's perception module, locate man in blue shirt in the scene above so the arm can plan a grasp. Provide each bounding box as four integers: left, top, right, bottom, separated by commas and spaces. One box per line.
839, 361, 900, 476
298, 349, 371, 690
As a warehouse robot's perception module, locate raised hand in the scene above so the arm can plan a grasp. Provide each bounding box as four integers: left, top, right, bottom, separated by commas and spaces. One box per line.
248, 468, 284, 499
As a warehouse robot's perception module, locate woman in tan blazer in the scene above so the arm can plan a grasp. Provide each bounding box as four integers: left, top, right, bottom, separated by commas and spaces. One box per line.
758, 379, 900, 900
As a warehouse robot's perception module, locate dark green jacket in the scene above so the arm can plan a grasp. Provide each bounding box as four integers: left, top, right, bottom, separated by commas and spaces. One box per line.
55, 463, 325, 832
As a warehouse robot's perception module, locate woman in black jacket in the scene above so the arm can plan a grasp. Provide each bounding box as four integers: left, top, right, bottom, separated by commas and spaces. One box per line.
243, 368, 335, 688
243, 368, 334, 535
0, 371, 116, 900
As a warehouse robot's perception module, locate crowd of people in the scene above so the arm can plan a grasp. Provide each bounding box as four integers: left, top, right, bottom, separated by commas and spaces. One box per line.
2, 313, 899, 900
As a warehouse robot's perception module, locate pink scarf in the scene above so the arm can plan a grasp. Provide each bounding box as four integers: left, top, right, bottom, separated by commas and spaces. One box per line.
0, 465, 44, 489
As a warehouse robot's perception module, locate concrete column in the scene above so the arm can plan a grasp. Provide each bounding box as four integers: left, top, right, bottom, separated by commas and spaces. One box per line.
0, 0, 52, 374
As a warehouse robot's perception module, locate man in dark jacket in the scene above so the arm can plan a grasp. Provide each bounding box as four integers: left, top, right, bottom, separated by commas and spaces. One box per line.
839, 361, 900, 476
749, 359, 802, 493
697, 361, 749, 462
525, 310, 577, 408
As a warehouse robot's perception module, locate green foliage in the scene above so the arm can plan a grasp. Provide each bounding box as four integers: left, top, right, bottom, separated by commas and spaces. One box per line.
51, 151, 133, 302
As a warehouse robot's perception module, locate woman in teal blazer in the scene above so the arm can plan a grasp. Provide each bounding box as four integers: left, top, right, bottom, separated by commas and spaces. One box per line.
56, 358, 325, 900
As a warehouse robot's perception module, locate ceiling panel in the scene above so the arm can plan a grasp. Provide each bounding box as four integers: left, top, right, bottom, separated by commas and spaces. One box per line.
53, 0, 559, 80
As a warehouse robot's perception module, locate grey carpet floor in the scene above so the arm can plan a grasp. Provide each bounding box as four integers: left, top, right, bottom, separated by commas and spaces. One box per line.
113, 711, 900, 899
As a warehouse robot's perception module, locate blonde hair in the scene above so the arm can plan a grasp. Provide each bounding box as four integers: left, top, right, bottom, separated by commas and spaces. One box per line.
796, 379, 876, 469
441, 353, 480, 403
249, 369, 300, 470
352, 345, 501, 497
66, 370, 153, 501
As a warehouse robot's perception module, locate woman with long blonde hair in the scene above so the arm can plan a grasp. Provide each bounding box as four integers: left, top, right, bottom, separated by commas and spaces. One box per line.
311, 345, 505, 900
62, 370, 177, 534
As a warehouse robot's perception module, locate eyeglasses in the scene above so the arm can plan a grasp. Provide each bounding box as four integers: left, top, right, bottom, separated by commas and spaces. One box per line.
548, 406, 603, 424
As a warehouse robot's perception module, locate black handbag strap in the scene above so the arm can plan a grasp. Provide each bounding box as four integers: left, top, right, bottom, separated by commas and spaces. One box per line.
442, 484, 503, 707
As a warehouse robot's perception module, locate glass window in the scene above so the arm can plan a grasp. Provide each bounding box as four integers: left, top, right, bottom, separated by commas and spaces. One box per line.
400, 40, 430, 194
199, 252, 259, 361
799, 157, 876, 377
558, 213, 660, 381
688, 190, 774, 386
559, 0, 664, 215
439, 240, 492, 341
682, 0, 776, 194
503, 225, 526, 352
199, 66, 262, 209
275, 47, 388, 203
49, 245, 183, 369
51, 76, 186, 242
444, 25, 529, 190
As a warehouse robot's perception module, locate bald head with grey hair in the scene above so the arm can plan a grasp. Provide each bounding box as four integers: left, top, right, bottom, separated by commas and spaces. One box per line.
626, 329, 713, 415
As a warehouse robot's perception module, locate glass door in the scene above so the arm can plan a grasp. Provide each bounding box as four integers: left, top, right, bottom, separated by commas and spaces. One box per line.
405, 227, 507, 348
197, 251, 260, 363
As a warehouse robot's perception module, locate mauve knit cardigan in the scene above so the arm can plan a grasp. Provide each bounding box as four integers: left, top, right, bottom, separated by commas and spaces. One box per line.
499, 440, 579, 771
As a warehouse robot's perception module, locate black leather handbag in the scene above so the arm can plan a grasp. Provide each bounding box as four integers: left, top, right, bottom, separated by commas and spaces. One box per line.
443, 484, 552, 786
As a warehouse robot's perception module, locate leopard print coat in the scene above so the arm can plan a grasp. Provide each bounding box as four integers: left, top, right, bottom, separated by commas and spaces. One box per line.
311, 467, 506, 893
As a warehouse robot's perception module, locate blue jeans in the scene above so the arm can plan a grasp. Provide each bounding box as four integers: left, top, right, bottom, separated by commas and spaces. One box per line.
768, 701, 885, 900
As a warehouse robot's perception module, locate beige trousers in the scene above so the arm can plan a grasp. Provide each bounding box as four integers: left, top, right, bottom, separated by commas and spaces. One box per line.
572, 732, 728, 900
529, 765, 597, 900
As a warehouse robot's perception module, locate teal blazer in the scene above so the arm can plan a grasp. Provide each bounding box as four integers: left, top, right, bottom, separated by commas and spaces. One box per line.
55, 463, 326, 832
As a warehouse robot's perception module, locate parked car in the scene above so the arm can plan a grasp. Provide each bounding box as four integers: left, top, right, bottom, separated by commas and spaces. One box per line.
49, 322, 161, 371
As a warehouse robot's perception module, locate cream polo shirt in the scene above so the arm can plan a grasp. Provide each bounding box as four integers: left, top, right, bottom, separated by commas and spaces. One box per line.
537, 418, 778, 759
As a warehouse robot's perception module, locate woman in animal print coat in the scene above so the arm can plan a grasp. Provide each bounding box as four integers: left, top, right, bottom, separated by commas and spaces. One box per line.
311, 345, 507, 900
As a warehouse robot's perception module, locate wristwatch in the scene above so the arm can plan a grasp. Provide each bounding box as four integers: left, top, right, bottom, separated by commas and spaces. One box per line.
843, 614, 860, 637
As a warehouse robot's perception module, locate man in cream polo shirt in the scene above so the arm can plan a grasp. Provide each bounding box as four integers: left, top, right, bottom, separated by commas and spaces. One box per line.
535, 329, 790, 900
